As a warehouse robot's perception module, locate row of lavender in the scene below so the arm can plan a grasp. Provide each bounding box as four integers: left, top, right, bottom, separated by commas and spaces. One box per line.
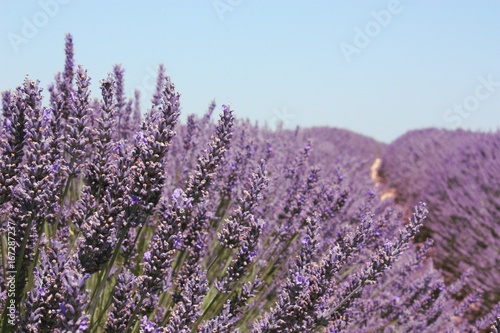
379, 128, 500, 313
0, 35, 498, 332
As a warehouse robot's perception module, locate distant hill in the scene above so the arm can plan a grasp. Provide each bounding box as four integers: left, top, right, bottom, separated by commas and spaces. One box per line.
300, 126, 385, 183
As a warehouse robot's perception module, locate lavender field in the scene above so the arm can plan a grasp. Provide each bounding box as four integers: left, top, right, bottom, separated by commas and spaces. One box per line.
0, 35, 499, 332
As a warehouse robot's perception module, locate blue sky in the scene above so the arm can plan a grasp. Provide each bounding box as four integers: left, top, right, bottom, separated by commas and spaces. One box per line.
1, 1, 499, 143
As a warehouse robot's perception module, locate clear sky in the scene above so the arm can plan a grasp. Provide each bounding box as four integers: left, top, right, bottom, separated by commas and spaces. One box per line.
1, 1, 499, 143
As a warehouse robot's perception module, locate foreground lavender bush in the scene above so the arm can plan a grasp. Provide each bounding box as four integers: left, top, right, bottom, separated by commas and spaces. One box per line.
0, 35, 499, 332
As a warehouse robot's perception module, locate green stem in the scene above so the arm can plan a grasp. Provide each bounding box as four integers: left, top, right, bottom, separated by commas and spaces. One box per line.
88, 228, 128, 327
52, 173, 74, 233
193, 290, 222, 331
206, 246, 228, 281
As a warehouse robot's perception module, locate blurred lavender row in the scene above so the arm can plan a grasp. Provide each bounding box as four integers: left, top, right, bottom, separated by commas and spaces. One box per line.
379, 128, 500, 313
0, 34, 498, 332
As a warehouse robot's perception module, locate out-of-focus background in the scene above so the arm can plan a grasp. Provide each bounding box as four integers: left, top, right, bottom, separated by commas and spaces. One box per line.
1, 0, 499, 143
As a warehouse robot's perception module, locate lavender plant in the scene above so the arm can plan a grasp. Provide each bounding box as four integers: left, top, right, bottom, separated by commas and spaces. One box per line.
0, 34, 499, 333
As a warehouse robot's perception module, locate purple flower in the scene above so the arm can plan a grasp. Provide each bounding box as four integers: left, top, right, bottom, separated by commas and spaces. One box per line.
302, 235, 310, 245
294, 272, 310, 287
129, 194, 140, 205
172, 187, 183, 201
50, 161, 60, 174
59, 302, 66, 316
134, 130, 147, 146
140, 316, 157, 333
42, 107, 52, 125
3, 117, 12, 131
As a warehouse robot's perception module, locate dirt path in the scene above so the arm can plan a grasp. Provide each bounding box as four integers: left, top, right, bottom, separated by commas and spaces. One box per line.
370, 158, 396, 201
